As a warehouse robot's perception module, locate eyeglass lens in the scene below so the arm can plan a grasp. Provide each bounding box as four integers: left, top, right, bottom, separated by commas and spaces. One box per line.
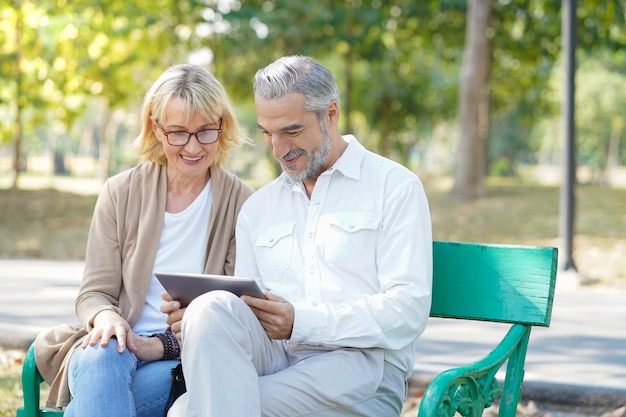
167, 130, 220, 145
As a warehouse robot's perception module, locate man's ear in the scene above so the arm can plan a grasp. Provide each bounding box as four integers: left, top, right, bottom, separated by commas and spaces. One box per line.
327, 100, 340, 126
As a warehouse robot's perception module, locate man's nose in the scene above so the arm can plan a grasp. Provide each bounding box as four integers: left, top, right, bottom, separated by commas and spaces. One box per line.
270, 134, 289, 158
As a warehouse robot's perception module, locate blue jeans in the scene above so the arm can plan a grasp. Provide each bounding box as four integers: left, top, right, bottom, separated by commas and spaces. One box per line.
65, 337, 178, 417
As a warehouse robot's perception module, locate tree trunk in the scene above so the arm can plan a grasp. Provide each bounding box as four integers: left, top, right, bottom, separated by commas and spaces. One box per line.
452, 0, 494, 199
343, 50, 353, 135
11, 99, 23, 189
602, 116, 623, 186
11, 0, 23, 189
97, 99, 112, 183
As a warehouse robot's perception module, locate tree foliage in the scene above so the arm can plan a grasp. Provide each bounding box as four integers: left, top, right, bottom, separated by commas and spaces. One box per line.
1, 0, 205, 181
1, 0, 625, 189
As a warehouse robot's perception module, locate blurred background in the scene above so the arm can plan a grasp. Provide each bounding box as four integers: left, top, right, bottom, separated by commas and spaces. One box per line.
0, 0, 625, 283
1, 3, 626, 415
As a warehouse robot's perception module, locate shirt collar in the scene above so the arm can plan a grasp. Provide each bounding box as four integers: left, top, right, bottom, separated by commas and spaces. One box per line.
331, 135, 364, 181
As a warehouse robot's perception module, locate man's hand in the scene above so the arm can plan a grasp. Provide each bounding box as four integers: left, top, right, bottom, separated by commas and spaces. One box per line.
161, 292, 185, 342
242, 292, 294, 340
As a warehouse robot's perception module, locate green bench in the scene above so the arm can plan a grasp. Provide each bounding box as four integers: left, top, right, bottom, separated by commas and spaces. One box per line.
17, 240, 558, 417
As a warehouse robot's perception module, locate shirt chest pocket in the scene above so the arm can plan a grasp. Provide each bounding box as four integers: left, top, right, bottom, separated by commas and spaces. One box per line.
319, 213, 379, 270
254, 221, 295, 278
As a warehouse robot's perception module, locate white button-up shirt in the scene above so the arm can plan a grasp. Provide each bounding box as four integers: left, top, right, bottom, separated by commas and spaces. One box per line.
235, 135, 432, 374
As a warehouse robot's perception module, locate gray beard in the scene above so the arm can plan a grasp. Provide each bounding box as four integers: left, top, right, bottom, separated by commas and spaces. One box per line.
284, 127, 332, 183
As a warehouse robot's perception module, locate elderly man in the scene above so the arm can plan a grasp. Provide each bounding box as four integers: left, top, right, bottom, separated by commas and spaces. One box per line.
170, 55, 432, 417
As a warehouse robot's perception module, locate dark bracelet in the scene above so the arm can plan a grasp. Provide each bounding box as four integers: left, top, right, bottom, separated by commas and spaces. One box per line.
165, 330, 181, 359
151, 331, 179, 360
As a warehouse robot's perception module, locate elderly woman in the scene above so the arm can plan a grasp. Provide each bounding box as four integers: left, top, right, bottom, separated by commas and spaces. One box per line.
34, 64, 254, 417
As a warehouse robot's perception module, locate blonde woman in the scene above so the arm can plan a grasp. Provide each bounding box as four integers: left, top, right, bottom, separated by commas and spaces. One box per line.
35, 64, 254, 417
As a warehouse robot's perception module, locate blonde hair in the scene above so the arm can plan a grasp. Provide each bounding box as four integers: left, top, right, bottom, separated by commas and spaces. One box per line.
135, 64, 247, 167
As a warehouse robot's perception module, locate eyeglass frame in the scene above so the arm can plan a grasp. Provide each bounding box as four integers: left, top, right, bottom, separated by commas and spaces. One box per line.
155, 119, 222, 146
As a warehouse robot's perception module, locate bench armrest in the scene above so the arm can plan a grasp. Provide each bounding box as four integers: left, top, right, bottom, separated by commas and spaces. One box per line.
16, 342, 65, 417
417, 323, 532, 417
17, 343, 44, 417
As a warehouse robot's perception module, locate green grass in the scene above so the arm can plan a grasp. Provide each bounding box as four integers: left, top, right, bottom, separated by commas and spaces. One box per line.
425, 177, 626, 285
0, 179, 626, 266
0, 349, 26, 417
1, 176, 625, 280
0, 188, 95, 260
1, 176, 625, 416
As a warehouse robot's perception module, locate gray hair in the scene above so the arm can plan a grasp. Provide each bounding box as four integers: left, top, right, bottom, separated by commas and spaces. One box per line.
253, 56, 340, 117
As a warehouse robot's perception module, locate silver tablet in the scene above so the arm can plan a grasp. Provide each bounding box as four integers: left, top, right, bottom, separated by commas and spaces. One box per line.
155, 272, 266, 307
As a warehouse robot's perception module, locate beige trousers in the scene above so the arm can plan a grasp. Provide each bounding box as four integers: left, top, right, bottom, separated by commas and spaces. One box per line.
168, 291, 406, 417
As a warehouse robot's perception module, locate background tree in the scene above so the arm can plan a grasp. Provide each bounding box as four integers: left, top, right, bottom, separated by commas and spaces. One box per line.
554, 55, 626, 185
488, 0, 561, 177
452, 0, 494, 199
1, 0, 625, 192
209, 0, 464, 171
1, 0, 207, 184
0, 0, 76, 187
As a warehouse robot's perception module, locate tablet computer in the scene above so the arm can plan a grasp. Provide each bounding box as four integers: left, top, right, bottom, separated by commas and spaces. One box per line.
155, 272, 266, 307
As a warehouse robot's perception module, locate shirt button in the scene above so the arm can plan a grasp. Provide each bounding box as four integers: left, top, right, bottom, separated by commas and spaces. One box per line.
307, 232, 313, 239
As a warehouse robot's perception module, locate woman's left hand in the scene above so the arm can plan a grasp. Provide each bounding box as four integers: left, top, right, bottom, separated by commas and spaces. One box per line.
129, 333, 166, 361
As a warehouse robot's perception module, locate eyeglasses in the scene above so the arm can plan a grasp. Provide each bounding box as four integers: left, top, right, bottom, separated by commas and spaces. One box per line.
156, 120, 222, 146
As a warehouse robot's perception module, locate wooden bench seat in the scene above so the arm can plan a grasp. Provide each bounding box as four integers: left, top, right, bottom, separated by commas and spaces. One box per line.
16, 240, 558, 417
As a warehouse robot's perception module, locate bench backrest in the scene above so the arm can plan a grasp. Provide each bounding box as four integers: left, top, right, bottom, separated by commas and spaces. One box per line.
430, 241, 558, 326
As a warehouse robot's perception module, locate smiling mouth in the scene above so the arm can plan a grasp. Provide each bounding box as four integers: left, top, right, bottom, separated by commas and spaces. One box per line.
281, 150, 305, 168
182, 155, 203, 162
282, 155, 299, 165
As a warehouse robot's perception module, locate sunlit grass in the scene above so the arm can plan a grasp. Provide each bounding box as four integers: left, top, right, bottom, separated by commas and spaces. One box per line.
424, 177, 626, 284
1, 175, 625, 281
0, 188, 96, 259
0, 349, 25, 417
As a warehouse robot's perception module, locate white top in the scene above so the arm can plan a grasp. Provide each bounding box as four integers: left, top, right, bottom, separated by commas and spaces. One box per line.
133, 179, 213, 335
235, 135, 432, 374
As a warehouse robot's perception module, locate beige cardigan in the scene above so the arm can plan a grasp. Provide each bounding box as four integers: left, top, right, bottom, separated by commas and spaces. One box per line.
34, 162, 254, 408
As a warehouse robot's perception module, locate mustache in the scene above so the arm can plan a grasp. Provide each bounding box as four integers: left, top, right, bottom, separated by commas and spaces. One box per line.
281, 149, 307, 160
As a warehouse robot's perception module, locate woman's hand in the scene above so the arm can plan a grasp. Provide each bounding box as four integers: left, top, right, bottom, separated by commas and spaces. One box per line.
129, 334, 165, 361
161, 292, 185, 344
82, 310, 134, 353
81, 310, 166, 361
